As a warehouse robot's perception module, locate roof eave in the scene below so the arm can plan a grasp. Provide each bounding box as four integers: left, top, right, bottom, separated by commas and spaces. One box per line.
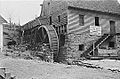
68, 6, 120, 17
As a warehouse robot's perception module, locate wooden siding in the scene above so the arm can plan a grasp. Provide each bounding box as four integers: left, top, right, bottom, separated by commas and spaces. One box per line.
52, 12, 67, 27
99, 19, 110, 34
116, 21, 120, 33
67, 10, 111, 35
68, 11, 93, 34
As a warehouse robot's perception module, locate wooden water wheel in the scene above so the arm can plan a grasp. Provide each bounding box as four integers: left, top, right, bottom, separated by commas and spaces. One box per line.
37, 25, 59, 60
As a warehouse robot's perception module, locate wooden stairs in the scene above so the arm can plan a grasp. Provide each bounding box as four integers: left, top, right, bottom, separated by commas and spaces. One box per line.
82, 34, 114, 58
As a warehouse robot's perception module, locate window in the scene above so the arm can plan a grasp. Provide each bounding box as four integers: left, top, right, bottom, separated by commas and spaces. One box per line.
95, 17, 99, 26
79, 44, 84, 51
64, 24, 67, 33
59, 34, 65, 46
109, 42, 115, 48
110, 21, 116, 34
48, 2, 50, 5
79, 14, 84, 26
49, 16, 52, 25
58, 15, 60, 22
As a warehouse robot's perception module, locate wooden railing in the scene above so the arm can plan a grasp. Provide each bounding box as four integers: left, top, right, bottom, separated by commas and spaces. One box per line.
82, 34, 113, 57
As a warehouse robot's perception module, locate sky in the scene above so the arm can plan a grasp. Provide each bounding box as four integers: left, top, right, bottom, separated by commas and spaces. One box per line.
0, 0, 44, 25
0, 0, 120, 25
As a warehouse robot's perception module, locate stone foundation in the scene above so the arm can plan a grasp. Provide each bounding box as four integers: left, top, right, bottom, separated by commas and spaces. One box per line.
59, 32, 100, 62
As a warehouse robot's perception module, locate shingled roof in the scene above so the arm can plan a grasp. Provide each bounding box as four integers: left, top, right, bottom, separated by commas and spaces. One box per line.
67, 0, 120, 15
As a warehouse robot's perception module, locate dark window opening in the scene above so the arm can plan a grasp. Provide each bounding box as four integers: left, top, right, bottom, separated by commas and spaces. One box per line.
79, 44, 84, 51
79, 14, 84, 26
48, 2, 50, 5
109, 42, 115, 48
58, 15, 60, 22
64, 24, 67, 33
59, 34, 65, 46
95, 17, 99, 26
49, 16, 52, 25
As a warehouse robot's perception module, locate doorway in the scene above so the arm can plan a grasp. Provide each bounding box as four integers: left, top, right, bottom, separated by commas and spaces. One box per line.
110, 21, 116, 35
109, 41, 115, 48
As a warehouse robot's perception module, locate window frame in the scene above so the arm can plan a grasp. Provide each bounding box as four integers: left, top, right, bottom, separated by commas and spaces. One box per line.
49, 16, 52, 25
58, 15, 60, 22
79, 14, 84, 26
95, 17, 99, 26
64, 24, 67, 33
79, 44, 84, 51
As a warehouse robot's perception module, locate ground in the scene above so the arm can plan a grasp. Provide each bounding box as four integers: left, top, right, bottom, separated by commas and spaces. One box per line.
0, 55, 120, 79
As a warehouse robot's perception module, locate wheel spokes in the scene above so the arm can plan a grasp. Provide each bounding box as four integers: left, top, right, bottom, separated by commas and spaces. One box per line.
37, 27, 49, 44
39, 34, 42, 42
42, 27, 45, 39
43, 34, 47, 40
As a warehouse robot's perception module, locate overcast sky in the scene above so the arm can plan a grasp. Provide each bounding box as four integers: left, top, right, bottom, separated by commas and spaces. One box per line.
0, 0, 120, 25
0, 0, 44, 25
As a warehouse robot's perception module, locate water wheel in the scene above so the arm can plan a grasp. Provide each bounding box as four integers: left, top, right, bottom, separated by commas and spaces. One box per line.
37, 25, 59, 60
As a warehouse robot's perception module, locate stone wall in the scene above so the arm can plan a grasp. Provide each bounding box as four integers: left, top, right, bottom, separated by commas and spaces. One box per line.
59, 32, 100, 62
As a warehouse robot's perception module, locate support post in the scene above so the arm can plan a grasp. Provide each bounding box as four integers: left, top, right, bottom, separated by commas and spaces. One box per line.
5, 72, 11, 79
93, 42, 95, 56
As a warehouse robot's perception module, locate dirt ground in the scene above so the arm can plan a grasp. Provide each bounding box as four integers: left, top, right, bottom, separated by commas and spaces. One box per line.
81, 59, 120, 71
0, 55, 120, 79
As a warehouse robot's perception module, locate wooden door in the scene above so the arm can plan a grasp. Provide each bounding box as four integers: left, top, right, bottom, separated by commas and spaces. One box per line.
110, 21, 116, 35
